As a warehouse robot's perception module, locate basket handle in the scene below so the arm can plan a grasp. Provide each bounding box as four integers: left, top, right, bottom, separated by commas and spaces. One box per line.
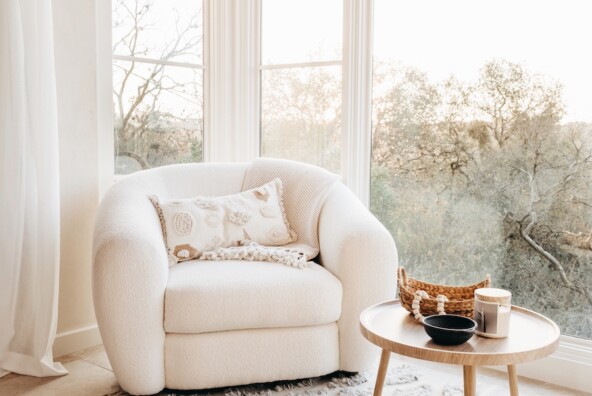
412, 290, 448, 322
398, 266, 407, 286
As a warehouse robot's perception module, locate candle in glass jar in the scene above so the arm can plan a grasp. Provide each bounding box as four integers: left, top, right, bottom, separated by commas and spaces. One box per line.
474, 288, 512, 338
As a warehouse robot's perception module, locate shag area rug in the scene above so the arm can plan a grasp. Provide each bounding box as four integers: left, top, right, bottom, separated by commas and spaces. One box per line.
107, 361, 465, 396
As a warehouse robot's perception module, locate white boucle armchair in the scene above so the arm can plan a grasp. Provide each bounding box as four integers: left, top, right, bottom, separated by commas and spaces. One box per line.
92, 160, 397, 395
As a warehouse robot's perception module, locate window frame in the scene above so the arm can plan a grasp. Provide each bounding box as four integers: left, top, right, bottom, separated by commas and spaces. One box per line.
110, 0, 207, 175
204, 0, 260, 162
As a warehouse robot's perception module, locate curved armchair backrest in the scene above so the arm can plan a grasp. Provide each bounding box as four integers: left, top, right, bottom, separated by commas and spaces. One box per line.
113, 162, 250, 199
95, 159, 340, 261
93, 163, 248, 256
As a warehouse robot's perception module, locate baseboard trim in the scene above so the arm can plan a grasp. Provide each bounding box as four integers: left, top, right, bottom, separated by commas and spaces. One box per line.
489, 335, 592, 393
53, 324, 102, 357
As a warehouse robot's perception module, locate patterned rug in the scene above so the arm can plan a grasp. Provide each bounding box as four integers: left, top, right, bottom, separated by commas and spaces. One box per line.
107, 361, 465, 396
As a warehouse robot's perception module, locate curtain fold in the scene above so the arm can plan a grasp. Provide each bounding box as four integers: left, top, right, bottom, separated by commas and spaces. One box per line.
0, 0, 67, 378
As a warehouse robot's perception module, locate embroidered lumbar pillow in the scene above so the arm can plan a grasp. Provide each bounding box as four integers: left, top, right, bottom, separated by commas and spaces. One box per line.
149, 178, 298, 264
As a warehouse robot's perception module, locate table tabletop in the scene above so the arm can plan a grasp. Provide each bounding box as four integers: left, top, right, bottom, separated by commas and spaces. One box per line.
360, 300, 560, 366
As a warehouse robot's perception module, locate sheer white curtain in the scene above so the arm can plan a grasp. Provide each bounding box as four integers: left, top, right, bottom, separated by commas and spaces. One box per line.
0, 0, 67, 378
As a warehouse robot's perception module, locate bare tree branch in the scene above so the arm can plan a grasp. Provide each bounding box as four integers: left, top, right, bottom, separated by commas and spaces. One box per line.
518, 216, 592, 305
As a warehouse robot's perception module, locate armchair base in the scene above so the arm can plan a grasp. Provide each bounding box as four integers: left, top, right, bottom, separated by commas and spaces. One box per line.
165, 324, 339, 390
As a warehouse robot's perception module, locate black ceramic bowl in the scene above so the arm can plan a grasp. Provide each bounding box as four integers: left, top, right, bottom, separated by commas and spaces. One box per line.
422, 314, 477, 346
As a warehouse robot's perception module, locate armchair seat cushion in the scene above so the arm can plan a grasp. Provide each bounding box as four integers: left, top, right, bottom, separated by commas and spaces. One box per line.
164, 260, 343, 334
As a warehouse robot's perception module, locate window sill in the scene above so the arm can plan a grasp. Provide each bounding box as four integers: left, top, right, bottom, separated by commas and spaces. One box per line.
490, 335, 592, 393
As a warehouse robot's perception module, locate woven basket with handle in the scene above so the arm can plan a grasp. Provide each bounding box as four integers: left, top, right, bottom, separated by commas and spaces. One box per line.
397, 267, 491, 318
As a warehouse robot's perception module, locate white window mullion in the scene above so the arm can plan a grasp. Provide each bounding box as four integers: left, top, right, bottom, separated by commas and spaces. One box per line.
112, 55, 205, 70
234, 0, 260, 162
341, 0, 374, 206
205, 0, 260, 163
261, 60, 342, 70
204, 0, 231, 162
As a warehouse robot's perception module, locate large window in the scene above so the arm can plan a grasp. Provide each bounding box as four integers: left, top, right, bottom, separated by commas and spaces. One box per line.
371, 0, 592, 340
112, 0, 204, 175
110, 0, 592, 343
260, 0, 343, 173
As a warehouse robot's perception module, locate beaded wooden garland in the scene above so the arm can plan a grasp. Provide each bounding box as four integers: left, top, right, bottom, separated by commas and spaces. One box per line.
412, 290, 448, 322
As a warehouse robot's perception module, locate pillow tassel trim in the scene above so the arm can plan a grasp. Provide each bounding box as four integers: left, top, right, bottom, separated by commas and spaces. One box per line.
148, 195, 168, 244
275, 178, 298, 242
200, 242, 309, 269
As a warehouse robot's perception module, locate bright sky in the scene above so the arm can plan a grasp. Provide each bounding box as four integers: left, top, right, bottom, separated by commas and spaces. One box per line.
263, 0, 592, 123
374, 0, 592, 123
113, 0, 202, 64
262, 0, 342, 64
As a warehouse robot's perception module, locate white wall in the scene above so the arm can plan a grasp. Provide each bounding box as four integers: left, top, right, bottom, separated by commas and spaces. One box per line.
51, 0, 105, 356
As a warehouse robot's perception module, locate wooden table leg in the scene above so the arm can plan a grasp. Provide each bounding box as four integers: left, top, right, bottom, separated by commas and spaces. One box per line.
463, 365, 476, 396
507, 364, 519, 396
373, 349, 391, 396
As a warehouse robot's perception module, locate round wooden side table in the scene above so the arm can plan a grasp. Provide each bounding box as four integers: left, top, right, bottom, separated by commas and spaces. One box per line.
360, 300, 560, 396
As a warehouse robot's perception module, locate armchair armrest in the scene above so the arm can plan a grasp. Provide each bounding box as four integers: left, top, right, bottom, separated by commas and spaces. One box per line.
92, 180, 168, 395
318, 184, 398, 372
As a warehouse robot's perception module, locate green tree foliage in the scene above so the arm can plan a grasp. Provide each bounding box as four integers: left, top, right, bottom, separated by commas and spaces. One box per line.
259, 58, 592, 337
371, 59, 592, 338
261, 67, 341, 173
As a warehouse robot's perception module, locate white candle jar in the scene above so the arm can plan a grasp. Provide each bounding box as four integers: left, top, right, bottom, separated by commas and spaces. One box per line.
474, 288, 512, 338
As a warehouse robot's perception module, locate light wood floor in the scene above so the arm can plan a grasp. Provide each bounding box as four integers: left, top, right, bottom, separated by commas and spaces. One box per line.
0, 345, 118, 395
0, 345, 586, 395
